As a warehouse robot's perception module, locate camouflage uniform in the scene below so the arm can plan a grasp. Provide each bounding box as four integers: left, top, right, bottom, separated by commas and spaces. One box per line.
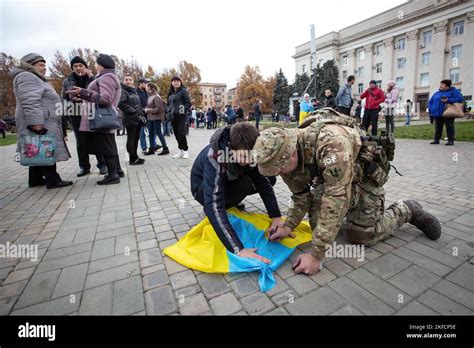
254, 108, 413, 261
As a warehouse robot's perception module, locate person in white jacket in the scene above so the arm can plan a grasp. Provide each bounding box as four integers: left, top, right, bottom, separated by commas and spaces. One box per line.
384, 81, 399, 134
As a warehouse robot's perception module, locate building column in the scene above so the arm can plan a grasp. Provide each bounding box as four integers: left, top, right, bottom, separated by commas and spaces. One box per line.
404, 29, 419, 103
431, 19, 449, 92
383, 37, 395, 85
364, 43, 374, 83
463, 12, 474, 96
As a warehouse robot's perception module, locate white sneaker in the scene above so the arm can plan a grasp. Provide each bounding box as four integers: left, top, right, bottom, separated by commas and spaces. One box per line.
172, 150, 183, 158
182, 151, 189, 159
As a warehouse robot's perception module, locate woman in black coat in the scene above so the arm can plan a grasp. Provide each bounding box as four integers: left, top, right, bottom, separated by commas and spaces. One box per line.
168, 76, 191, 159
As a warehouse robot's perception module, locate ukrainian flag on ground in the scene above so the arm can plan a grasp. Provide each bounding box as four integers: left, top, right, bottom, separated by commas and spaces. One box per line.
164, 208, 312, 292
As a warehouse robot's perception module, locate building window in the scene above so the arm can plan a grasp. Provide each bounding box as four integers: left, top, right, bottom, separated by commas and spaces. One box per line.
342, 55, 348, 66
450, 68, 460, 83
397, 57, 406, 69
397, 38, 406, 50
209, 88, 212, 92
376, 80, 382, 88
359, 50, 365, 61
422, 30, 432, 45
204, 102, 208, 106
342, 70, 348, 79
453, 21, 464, 36
302, 64, 306, 73
420, 73, 429, 87
396, 77, 404, 90
421, 52, 431, 65
375, 45, 383, 57
376, 63, 383, 74
451, 45, 462, 60
357, 67, 364, 77
358, 83, 364, 94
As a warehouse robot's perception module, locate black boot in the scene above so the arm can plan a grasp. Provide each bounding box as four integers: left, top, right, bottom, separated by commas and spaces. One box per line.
158, 147, 170, 156
144, 149, 156, 156
47, 180, 73, 189
77, 168, 90, 177
98, 166, 108, 175
118, 169, 125, 178
404, 200, 441, 240
97, 174, 120, 185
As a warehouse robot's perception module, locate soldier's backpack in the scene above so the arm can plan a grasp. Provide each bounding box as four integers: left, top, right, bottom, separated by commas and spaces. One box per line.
298, 107, 399, 187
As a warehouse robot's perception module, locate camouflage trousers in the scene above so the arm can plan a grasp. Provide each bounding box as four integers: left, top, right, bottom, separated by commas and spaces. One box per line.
309, 181, 412, 246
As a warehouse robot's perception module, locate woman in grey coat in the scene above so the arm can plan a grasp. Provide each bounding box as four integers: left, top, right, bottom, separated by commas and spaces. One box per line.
11, 53, 72, 189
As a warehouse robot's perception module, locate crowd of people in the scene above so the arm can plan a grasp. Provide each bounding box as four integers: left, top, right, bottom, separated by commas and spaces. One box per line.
9, 51, 467, 189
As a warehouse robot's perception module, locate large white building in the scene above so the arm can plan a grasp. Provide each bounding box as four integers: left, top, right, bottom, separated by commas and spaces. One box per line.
293, 0, 474, 116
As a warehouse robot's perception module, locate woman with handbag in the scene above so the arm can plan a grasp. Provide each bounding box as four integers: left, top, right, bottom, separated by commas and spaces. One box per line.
12, 53, 73, 189
167, 76, 192, 159
66, 54, 124, 185
118, 74, 146, 165
428, 79, 464, 146
145, 82, 169, 156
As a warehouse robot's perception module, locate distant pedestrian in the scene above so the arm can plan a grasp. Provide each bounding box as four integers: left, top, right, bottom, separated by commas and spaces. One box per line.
405, 99, 412, 125
355, 100, 362, 124
324, 89, 337, 109
136, 78, 149, 153
168, 76, 191, 159
360, 80, 385, 135
384, 80, 399, 134
428, 79, 464, 146
336, 75, 355, 116
299, 93, 313, 124
253, 99, 262, 129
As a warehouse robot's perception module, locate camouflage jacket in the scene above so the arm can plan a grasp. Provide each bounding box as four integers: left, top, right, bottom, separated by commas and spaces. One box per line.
281, 111, 366, 260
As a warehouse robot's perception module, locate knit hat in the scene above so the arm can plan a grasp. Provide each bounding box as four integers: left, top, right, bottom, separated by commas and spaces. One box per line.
70, 56, 88, 68
96, 54, 115, 69
21, 53, 45, 66
369, 80, 377, 85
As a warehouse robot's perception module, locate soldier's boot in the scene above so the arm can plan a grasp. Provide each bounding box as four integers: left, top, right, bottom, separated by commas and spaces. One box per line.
404, 200, 441, 240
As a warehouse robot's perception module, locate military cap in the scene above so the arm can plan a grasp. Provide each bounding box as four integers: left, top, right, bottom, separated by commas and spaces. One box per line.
253, 127, 298, 177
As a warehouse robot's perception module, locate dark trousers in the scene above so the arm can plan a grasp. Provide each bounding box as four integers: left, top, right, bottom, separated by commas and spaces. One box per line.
69, 116, 105, 170
29, 165, 61, 186
172, 114, 188, 151
255, 115, 261, 130
337, 106, 351, 116
126, 126, 140, 163
149, 120, 168, 149
362, 109, 380, 135
434, 117, 455, 142
194, 175, 277, 209
385, 108, 395, 134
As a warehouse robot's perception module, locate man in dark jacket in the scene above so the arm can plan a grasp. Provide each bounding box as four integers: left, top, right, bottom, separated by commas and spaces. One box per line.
253, 99, 262, 130
61, 56, 106, 176
324, 89, 337, 109
190, 123, 283, 263
136, 78, 149, 153
236, 105, 244, 122
118, 75, 146, 165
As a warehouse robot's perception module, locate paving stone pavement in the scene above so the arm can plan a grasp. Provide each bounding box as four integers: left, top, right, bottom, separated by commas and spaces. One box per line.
0, 125, 473, 316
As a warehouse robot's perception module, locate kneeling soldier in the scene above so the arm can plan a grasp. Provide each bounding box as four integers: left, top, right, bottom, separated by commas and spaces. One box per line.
253, 108, 441, 275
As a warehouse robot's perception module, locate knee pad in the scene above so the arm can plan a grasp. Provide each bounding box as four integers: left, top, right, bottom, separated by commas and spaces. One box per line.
346, 223, 375, 245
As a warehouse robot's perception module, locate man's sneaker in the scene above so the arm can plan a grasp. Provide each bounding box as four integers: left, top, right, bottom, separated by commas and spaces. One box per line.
182, 151, 189, 159
430, 141, 440, 145
404, 200, 441, 240
144, 149, 156, 156
97, 174, 120, 185
172, 150, 183, 158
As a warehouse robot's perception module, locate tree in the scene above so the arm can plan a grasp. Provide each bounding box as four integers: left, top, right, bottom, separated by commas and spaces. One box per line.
144, 65, 157, 82
272, 69, 289, 115
178, 60, 202, 107
0, 52, 18, 117
291, 72, 311, 98
156, 67, 178, 101
235, 65, 272, 114
317, 59, 340, 101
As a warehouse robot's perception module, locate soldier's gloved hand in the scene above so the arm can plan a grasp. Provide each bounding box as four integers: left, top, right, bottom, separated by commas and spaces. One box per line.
293, 253, 321, 275
237, 248, 271, 264
269, 225, 295, 242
